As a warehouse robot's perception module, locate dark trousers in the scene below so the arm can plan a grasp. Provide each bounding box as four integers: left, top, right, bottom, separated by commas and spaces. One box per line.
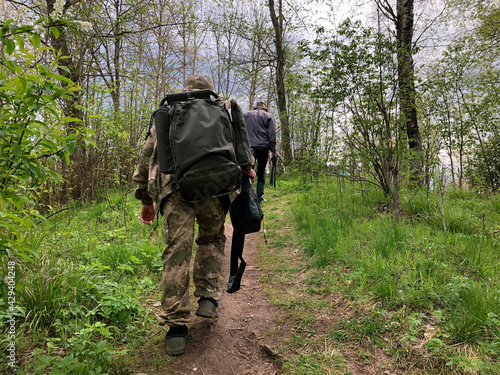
252, 146, 269, 184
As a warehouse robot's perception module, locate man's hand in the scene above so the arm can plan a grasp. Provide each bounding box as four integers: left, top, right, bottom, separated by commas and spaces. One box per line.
140, 204, 155, 225
242, 168, 256, 183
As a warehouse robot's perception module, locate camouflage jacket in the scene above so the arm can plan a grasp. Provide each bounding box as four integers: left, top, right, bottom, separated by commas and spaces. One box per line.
133, 123, 173, 205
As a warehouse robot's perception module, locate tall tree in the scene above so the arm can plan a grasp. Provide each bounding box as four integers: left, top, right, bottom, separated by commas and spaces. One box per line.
45, 0, 86, 120
205, 1, 245, 97
268, 0, 292, 164
230, 0, 275, 110
374, 0, 423, 182
45, 0, 92, 200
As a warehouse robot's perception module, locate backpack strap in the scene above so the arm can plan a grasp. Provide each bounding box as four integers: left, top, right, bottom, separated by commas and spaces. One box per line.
160, 90, 218, 106
230, 100, 254, 168
145, 110, 157, 140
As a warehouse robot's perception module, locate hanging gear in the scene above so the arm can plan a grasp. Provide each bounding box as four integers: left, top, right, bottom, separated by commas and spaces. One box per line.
227, 175, 264, 293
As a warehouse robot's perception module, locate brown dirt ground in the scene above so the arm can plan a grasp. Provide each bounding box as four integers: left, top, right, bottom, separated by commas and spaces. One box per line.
169, 223, 282, 375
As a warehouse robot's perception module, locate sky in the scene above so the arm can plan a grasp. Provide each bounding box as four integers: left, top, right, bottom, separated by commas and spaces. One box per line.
302, 0, 373, 34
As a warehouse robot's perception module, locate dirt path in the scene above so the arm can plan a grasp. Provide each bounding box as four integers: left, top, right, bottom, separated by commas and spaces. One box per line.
170, 223, 281, 375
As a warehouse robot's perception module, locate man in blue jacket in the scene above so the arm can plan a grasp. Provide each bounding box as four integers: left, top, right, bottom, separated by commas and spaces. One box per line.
244, 101, 278, 202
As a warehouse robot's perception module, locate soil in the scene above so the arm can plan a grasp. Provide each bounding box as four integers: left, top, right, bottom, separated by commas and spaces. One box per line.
169, 223, 282, 375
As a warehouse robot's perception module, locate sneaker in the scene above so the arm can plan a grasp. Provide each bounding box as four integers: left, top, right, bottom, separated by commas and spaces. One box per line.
165, 324, 189, 356
195, 298, 219, 318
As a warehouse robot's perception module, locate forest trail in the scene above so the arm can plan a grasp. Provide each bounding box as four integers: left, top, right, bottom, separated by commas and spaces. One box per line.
169, 223, 281, 375
134, 217, 409, 375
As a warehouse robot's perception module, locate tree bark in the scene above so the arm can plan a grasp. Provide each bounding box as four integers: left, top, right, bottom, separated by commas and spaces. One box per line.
396, 0, 423, 182
111, 0, 122, 113
268, 0, 292, 164
46, 0, 87, 200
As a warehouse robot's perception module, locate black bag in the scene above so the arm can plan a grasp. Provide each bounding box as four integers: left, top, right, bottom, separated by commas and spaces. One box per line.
227, 175, 264, 293
230, 176, 264, 234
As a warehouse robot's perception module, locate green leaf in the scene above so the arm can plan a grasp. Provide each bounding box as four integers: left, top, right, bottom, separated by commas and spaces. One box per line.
14, 35, 25, 52
0, 221, 18, 232
12, 144, 22, 158
6, 38, 15, 54
47, 171, 62, 183
33, 102, 44, 111
15, 251, 37, 263
31, 33, 41, 48
8, 22, 17, 35
6, 59, 16, 71
46, 72, 72, 84
50, 26, 59, 39
62, 117, 82, 124
20, 157, 42, 178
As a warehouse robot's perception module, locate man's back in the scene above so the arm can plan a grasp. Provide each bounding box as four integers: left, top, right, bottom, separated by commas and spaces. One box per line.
244, 108, 276, 150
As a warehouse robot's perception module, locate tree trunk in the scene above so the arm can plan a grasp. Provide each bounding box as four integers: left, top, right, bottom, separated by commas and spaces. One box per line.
46, 0, 86, 200
396, 0, 423, 182
268, 0, 292, 164
112, 0, 122, 113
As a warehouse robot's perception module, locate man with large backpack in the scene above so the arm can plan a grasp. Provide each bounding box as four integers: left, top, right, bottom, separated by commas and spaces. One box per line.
133, 75, 255, 356
244, 101, 278, 202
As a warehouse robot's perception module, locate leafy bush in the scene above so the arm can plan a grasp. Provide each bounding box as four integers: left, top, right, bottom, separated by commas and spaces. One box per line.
0, 19, 92, 318
0, 20, 88, 258
31, 322, 122, 374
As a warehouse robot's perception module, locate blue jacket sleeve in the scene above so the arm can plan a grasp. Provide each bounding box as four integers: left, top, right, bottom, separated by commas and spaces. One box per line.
267, 114, 277, 153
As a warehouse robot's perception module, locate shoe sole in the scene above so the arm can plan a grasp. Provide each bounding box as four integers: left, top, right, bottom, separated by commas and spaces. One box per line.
166, 348, 185, 356
195, 309, 219, 318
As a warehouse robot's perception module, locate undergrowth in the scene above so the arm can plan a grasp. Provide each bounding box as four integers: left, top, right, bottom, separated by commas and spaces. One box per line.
1, 175, 499, 374
0, 190, 167, 374
261, 174, 499, 374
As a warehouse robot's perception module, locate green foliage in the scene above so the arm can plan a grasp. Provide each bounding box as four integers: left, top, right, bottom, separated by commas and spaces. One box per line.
470, 133, 500, 192
91, 281, 142, 325
335, 315, 386, 340
285, 68, 339, 184
81, 87, 151, 200
299, 20, 402, 198
18, 259, 142, 333
0, 19, 92, 269
0, 190, 157, 374
404, 187, 494, 235
294, 189, 351, 266
31, 322, 121, 374
421, 30, 500, 194
19, 258, 92, 332
444, 284, 500, 345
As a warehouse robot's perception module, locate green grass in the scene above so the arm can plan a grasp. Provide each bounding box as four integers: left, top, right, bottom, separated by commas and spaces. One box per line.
283, 176, 500, 373
0, 189, 165, 374
1, 175, 499, 374
254, 173, 499, 374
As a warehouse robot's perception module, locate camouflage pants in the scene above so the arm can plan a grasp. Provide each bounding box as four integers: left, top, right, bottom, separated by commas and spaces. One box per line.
158, 193, 226, 326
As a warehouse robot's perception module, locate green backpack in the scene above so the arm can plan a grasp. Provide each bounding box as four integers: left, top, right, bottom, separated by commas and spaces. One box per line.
154, 90, 251, 201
